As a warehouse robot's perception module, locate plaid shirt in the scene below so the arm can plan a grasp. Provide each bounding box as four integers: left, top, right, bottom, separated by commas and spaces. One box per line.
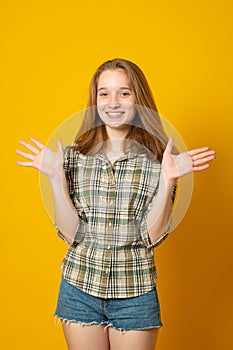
57, 144, 171, 298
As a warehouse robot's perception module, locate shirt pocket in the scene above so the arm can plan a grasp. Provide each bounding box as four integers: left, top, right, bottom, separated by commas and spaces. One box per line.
120, 170, 151, 218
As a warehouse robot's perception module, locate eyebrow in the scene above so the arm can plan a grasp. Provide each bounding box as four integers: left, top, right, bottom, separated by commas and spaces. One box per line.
97, 87, 131, 91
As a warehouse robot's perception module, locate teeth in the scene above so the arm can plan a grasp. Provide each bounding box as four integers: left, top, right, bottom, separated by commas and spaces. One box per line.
107, 112, 123, 116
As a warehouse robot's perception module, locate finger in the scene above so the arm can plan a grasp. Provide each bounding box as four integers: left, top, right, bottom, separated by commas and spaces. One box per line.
19, 140, 40, 154
16, 161, 33, 167
165, 137, 174, 153
188, 147, 210, 157
193, 155, 216, 166
193, 164, 210, 172
16, 149, 34, 161
192, 150, 216, 161
30, 137, 46, 150
56, 139, 63, 153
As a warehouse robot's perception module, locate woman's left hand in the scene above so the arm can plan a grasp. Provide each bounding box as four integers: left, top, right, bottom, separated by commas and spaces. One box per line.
162, 138, 216, 180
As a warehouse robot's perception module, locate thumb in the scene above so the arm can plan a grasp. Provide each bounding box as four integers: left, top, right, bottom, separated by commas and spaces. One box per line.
165, 137, 174, 153
56, 139, 63, 153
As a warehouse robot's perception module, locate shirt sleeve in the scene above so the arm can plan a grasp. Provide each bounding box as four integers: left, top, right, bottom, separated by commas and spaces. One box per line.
54, 144, 85, 246
145, 182, 177, 249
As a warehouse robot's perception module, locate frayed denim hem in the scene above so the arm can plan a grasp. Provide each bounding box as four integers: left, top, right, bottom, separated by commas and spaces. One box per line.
54, 315, 162, 333
54, 314, 107, 328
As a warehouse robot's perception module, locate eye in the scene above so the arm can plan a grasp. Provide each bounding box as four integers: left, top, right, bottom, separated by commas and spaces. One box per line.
98, 92, 108, 97
121, 91, 131, 97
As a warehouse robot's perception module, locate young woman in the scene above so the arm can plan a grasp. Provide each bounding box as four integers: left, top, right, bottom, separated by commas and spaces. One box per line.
16, 58, 215, 350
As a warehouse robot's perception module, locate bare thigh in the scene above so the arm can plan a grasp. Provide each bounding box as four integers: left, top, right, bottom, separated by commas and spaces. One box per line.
62, 321, 110, 350
109, 327, 159, 350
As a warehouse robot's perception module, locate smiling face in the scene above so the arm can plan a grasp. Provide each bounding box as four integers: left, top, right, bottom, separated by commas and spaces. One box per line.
97, 69, 136, 138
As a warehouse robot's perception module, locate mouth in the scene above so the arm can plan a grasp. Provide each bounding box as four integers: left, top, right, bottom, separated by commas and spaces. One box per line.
106, 111, 125, 119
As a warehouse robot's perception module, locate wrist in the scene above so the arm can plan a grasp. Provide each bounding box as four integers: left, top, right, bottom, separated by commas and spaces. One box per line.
161, 171, 176, 185
48, 167, 65, 183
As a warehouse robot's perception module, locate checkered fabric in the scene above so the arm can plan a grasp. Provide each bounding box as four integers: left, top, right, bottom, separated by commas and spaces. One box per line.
56, 144, 172, 298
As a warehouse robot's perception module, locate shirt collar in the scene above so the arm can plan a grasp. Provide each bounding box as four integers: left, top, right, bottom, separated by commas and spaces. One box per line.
76, 143, 149, 163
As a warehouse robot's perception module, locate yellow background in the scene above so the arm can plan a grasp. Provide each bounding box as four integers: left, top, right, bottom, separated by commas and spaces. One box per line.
1, 0, 232, 349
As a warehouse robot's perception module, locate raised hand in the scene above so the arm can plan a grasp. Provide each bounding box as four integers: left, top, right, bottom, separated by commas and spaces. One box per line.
16, 137, 64, 178
162, 138, 216, 180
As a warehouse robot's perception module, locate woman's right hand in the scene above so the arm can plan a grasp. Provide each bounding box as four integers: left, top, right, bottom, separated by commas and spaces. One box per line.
16, 137, 64, 178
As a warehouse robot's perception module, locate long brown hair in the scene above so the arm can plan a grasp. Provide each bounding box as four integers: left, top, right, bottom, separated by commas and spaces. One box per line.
74, 58, 169, 162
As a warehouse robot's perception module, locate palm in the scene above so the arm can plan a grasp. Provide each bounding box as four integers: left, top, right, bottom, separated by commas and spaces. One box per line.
16, 137, 64, 177
162, 138, 216, 180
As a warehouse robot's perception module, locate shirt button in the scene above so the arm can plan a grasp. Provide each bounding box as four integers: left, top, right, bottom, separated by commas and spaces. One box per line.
110, 200, 114, 205
107, 245, 111, 250
108, 221, 112, 227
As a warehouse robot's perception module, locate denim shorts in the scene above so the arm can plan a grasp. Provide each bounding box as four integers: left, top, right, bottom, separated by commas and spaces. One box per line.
54, 276, 162, 331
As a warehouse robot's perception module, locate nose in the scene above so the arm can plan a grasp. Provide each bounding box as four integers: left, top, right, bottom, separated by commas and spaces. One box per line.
108, 102, 121, 109
108, 94, 121, 108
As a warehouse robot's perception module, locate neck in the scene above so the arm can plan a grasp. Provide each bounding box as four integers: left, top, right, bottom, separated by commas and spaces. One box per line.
104, 138, 124, 154
105, 124, 131, 140
103, 125, 132, 163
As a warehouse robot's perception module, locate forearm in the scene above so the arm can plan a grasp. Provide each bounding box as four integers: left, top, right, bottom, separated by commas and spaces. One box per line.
49, 169, 79, 245
146, 173, 176, 245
